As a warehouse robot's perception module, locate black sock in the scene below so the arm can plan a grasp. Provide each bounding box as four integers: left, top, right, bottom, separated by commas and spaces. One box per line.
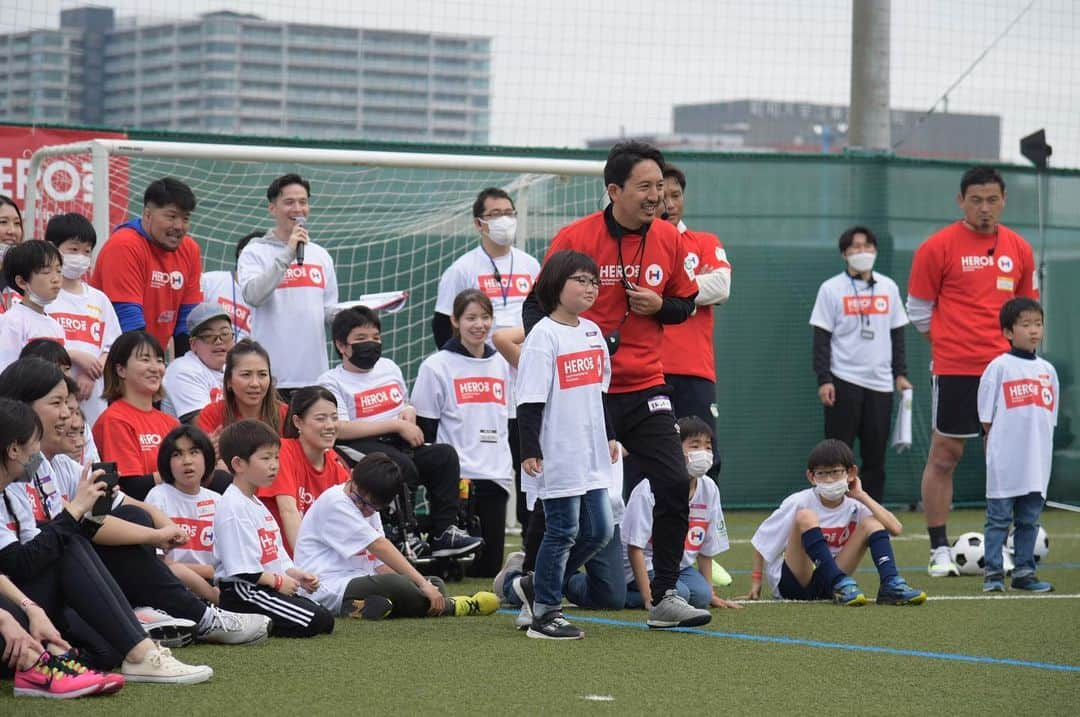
928, 525, 949, 550
868, 529, 899, 584
800, 527, 845, 588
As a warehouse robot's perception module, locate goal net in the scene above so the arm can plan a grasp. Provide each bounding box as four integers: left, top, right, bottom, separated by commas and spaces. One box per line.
25, 140, 604, 379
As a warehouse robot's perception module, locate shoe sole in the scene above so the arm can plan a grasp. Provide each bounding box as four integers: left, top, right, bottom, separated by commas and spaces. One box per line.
876, 591, 927, 605
198, 622, 271, 647
14, 683, 103, 699
121, 668, 213, 685
511, 580, 534, 622
348, 597, 394, 620
835, 594, 868, 607
646, 613, 712, 629
145, 625, 197, 648
526, 627, 584, 640
982, 586, 1006, 593
1012, 585, 1053, 593
493, 552, 525, 602
927, 564, 960, 577
431, 543, 483, 558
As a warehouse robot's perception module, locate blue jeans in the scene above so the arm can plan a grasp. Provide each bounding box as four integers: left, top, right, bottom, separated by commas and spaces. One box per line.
625, 565, 713, 609
533, 489, 613, 616
985, 492, 1044, 579
565, 524, 627, 610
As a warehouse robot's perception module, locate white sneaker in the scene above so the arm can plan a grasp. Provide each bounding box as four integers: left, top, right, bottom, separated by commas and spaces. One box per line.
121, 646, 213, 684
493, 551, 525, 603
198, 608, 271, 646
133, 606, 197, 648
928, 546, 960, 577
513, 604, 532, 631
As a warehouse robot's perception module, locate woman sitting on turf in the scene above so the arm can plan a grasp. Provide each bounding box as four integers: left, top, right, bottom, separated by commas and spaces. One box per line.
293, 452, 498, 620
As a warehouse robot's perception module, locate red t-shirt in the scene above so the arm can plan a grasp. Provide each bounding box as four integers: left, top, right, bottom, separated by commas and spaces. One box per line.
661, 229, 730, 382
90, 224, 203, 348
196, 399, 288, 436
545, 210, 697, 393
257, 438, 350, 551
92, 399, 180, 477
908, 221, 1038, 376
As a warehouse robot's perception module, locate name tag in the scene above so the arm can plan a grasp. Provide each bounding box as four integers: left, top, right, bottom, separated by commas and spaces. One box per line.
647, 396, 672, 414
996, 276, 1014, 291
860, 328, 875, 340
479, 429, 498, 444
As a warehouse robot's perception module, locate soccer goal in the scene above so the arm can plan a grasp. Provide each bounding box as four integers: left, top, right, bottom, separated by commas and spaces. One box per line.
24, 138, 604, 378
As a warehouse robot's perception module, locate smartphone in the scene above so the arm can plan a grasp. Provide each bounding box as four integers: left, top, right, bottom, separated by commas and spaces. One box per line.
91, 462, 119, 517
621, 277, 635, 291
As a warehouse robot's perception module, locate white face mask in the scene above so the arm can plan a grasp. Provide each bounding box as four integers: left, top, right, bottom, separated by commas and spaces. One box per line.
23, 287, 55, 307
61, 253, 92, 280
483, 216, 517, 246
814, 477, 850, 501
0, 242, 12, 263
686, 449, 713, 478
846, 251, 876, 274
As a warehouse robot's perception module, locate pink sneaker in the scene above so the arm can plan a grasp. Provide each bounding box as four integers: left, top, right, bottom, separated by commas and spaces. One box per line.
14, 652, 105, 699
54, 649, 124, 695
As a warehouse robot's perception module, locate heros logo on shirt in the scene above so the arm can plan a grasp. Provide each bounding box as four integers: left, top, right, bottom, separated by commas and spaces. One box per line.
278, 264, 326, 290
173, 517, 214, 552
216, 298, 251, 332
821, 521, 857, 549
1002, 378, 1055, 411
209, 387, 224, 404
556, 349, 605, 390
453, 377, 506, 405
960, 253, 1015, 273
150, 270, 185, 290
353, 384, 405, 418
257, 527, 280, 564
139, 433, 163, 451
478, 273, 532, 298
51, 313, 104, 347
685, 518, 709, 551
842, 295, 890, 315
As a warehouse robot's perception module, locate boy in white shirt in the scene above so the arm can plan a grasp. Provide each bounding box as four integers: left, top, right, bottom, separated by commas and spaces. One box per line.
214, 419, 334, 638
318, 306, 481, 559
0, 241, 66, 371
749, 439, 926, 606
161, 302, 233, 421
44, 213, 122, 427
977, 297, 1058, 593
622, 417, 741, 610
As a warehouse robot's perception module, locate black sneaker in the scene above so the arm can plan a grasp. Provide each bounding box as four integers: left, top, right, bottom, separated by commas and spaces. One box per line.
527, 610, 584, 640
405, 533, 433, 562
430, 525, 483, 557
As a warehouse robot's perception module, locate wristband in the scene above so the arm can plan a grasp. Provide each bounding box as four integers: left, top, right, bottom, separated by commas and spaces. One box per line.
19, 597, 37, 609
751, 570, 763, 580
272, 573, 284, 591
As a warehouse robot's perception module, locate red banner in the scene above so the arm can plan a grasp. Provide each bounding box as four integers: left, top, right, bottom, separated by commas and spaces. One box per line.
0, 124, 129, 238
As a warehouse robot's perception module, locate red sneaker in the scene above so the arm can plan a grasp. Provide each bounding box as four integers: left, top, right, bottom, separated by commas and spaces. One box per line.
13, 652, 104, 699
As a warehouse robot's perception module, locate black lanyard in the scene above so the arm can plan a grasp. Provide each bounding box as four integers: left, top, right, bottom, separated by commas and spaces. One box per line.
482, 247, 514, 307
848, 273, 874, 327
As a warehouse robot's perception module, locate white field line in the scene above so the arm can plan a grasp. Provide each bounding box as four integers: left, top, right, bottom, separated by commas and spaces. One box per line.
735, 593, 1080, 604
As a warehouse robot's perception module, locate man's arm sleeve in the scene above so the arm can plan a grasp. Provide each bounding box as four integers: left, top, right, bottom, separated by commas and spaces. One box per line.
416, 416, 439, 444
813, 327, 833, 385
431, 312, 453, 349
516, 402, 544, 459
238, 249, 290, 307
906, 296, 934, 334
890, 326, 908, 379
521, 289, 544, 335
656, 294, 697, 324
694, 269, 731, 306
114, 302, 147, 332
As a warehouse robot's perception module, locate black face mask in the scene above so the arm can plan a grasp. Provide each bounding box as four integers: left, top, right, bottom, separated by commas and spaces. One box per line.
347, 341, 382, 370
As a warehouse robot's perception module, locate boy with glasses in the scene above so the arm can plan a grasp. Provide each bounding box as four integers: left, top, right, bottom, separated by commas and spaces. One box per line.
162, 302, 234, 422
746, 439, 926, 606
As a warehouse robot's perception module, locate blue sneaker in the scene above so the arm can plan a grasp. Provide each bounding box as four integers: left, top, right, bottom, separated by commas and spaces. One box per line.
982, 578, 1005, 593
1011, 575, 1053, 593
832, 577, 866, 606
876, 576, 927, 605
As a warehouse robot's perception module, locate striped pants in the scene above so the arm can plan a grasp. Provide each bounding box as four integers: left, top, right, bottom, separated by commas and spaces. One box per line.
219, 581, 334, 638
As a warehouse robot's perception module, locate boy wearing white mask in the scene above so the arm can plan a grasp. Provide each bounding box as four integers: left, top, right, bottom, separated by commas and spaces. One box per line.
44, 213, 122, 427
0, 241, 66, 372
621, 416, 742, 610
747, 439, 925, 606
809, 226, 911, 503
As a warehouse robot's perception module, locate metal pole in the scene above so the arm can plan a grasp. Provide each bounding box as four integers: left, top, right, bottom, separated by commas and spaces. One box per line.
849, 0, 891, 151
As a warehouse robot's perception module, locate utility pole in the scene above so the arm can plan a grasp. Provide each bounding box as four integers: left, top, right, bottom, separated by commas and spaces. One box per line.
849, 0, 891, 150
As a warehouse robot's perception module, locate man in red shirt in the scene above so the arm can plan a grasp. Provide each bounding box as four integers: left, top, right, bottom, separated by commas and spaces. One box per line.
91, 178, 203, 356
907, 166, 1038, 577
522, 141, 710, 629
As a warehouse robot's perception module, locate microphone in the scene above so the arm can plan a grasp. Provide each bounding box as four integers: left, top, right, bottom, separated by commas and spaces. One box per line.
292, 216, 306, 265
660, 209, 670, 221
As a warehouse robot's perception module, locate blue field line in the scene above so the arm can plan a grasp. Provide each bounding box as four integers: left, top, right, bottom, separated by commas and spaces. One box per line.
501, 611, 1080, 673
717, 561, 1080, 575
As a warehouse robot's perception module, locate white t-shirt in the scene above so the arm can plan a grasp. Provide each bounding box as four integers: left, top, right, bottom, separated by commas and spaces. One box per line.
0, 302, 66, 372
412, 348, 512, 493
751, 487, 872, 598
50, 283, 121, 426
214, 483, 294, 581
809, 272, 908, 393
435, 246, 541, 332
516, 316, 611, 500
26, 453, 124, 524
146, 483, 221, 566
0, 483, 40, 551
293, 484, 385, 614
237, 234, 338, 388
161, 351, 225, 418
318, 359, 407, 424
621, 476, 729, 584
200, 270, 251, 339
977, 352, 1059, 499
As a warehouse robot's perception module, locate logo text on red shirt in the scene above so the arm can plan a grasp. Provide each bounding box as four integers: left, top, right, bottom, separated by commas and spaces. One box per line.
556, 349, 605, 389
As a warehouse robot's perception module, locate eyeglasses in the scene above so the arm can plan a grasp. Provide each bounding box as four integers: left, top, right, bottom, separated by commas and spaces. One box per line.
195, 330, 234, 344
812, 467, 848, 480
350, 490, 384, 514
568, 275, 600, 288
481, 210, 516, 220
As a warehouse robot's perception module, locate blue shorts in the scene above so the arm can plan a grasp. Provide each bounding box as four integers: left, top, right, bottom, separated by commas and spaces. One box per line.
777, 560, 834, 601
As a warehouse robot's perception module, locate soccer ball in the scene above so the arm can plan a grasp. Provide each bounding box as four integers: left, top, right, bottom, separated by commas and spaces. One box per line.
1006, 526, 1050, 563
951, 532, 985, 575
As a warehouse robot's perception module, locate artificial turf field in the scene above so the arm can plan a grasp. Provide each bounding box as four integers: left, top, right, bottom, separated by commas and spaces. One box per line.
4, 508, 1078, 715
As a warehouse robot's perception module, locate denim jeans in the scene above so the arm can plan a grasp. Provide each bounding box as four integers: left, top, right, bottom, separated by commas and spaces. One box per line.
625, 565, 713, 609
985, 492, 1044, 579
533, 488, 613, 616
565, 524, 627, 610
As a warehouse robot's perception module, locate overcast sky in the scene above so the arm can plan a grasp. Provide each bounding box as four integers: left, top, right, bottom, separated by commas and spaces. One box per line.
8, 0, 1078, 167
